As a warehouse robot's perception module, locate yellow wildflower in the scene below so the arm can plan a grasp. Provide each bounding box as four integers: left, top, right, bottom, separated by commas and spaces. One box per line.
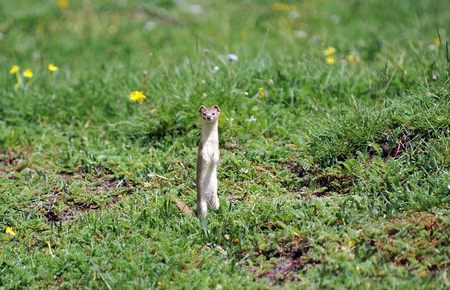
57, 0, 70, 9
48, 63, 58, 72
325, 56, 336, 65
257, 87, 266, 97
323, 47, 337, 56
9, 65, 19, 74
129, 90, 147, 102
271, 2, 296, 12
347, 240, 355, 248
346, 52, 360, 64
433, 37, 440, 46
10, 65, 22, 89
23, 69, 33, 78
5, 226, 16, 236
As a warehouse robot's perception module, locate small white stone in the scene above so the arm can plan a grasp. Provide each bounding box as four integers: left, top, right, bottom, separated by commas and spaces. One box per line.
294, 30, 307, 39
248, 116, 257, 122
290, 11, 300, 19
212, 65, 220, 73
187, 4, 203, 14
330, 14, 340, 24
144, 21, 156, 30
216, 245, 227, 256
228, 53, 239, 62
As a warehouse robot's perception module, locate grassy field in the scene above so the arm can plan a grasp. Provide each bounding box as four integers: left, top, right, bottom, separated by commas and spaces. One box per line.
1, 0, 450, 288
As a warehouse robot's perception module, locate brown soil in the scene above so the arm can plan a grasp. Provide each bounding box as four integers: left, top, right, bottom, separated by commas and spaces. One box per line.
33, 170, 136, 223
256, 237, 320, 286
284, 162, 353, 197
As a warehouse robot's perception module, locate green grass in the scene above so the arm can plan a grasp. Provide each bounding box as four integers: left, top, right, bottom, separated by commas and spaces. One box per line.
1, 0, 449, 288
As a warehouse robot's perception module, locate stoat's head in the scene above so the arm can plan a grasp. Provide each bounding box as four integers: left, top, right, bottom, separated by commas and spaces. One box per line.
198, 105, 220, 123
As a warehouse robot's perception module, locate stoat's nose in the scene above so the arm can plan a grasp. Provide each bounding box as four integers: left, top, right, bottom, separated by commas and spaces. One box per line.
206, 116, 212, 120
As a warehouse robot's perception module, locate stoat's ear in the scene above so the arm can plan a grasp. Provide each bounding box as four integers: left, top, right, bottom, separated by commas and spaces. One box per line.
212, 105, 221, 112
198, 106, 206, 115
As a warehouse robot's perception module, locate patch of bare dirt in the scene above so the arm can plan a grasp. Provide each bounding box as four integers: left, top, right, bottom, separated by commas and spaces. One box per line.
368, 126, 450, 159
259, 221, 283, 232
33, 170, 137, 223
384, 213, 440, 234
284, 162, 307, 178
284, 162, 353, 197
368, 131, 415, 158
255, 237, 320, 286
0, 147, 32, 176
360, 212, 450, 274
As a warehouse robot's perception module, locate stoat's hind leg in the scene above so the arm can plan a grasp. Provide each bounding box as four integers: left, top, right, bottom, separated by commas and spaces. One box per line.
211, 193, 219, 210
206, 192, 219, 210
196, 198, 207, 218
208, 168, 219, 210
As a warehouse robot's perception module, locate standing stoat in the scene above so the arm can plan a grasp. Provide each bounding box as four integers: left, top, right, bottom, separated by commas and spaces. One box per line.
196, 105, 221, 218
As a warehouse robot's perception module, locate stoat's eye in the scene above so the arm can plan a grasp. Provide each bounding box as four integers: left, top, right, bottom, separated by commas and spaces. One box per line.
212, 112, 215, 115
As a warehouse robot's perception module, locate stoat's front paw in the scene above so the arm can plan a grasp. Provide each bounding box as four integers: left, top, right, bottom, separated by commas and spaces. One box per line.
212, 156, 219, 164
